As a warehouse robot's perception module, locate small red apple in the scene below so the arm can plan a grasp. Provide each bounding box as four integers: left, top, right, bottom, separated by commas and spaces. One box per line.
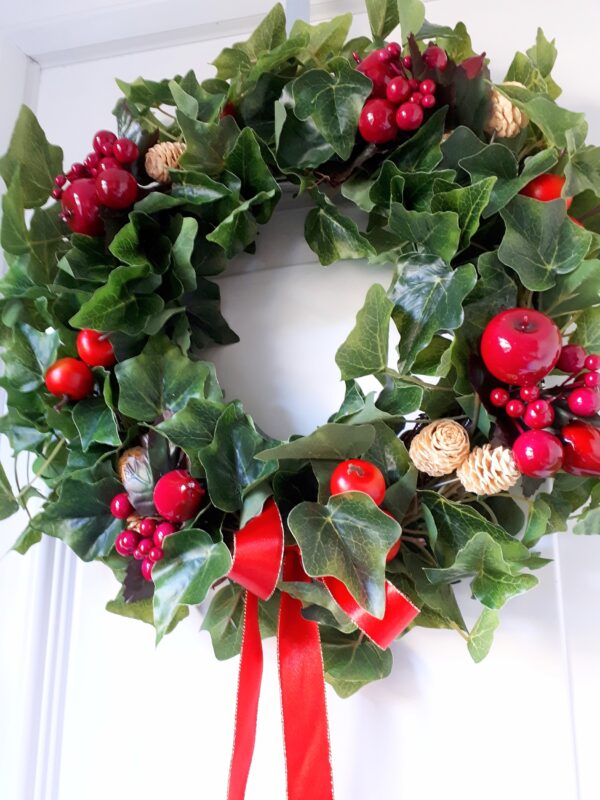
61, 178, 104, 236
561, 422, 600, 477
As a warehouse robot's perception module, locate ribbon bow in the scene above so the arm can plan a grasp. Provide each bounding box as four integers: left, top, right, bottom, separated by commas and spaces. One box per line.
226, 499, 419, 799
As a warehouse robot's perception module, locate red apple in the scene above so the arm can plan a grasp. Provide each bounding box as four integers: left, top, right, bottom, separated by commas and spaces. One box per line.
561, 422, 600, 477
512, 430, 563, 478
61, 178, 104, 236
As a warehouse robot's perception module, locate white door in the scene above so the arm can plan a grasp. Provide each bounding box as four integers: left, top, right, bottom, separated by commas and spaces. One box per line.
1, 1, 599, 798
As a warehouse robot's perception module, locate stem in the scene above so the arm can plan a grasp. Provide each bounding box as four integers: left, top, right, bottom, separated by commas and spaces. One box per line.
449, 621, 469, 642
16, 439, 65, 500
384, 368, 452, 392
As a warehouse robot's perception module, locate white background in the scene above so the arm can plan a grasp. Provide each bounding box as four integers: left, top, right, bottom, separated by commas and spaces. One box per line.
0, 1, 599, 798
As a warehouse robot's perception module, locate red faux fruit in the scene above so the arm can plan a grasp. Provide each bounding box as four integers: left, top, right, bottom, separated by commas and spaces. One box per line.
356, 49, 395, 97
95, 168, 138, 209
523, 399, 555, 430
386, 539, 401, 562
421, 94, 436, 109
97, 156, 121, 172
139, 518, 157, 538
386, 76, 410, 104
220, 101, 236, 119
358, 99, 399, 144
330, 459, 386, 506
585, 354, 600, 371
119, 530, 140, 553
84, 152, 100, 170
45, 357, 94, 401
419, 79, 436, 95
61, 179, 104, 236
76, 329, 116, 368
110, 492, 134, 519
54, 174, 67, 187
402, 55, 412, 70
153, 469, 205, 522
112, 138, 139, 164
557, 344, 586, 374
133, 548, 144, 561
51, 188, 62, 200
423, 45, 448, 71
520, 385, 540, 401
519, 174, 572, 208
506, 399, 525, 418
148, 547, 164, 563
567, 387, 600, 417
396, 102, 424, 131
512, 430, 563, 478
569, 216, 584, 228
386, 42, 402, 59
93, 130, 117, 156
408, 78, 419, 91
480, 308, 561, 387
584, 372, 600, 388
153, 521, 177, 547
115, 532, 134, 557
561, 421, 600, 477
141, 558, 154, 581
67, 163, 87, 181
490, 387, 509, 407
138, 538, 153, 556
409, 92, 424, 105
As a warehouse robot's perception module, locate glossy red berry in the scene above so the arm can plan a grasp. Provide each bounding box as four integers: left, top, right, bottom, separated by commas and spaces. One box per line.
76, 329, 116, 368
419, 79, 436, 95
520, 385, 540, 401
330, 459, 386, 505
386, 76, 411, 104
45, 357, 94, 401
115, 533, 132, 557
567, 387, 600, 417
93, 130, 117, 156
133, 548, 144, 561
111, 493, 134, 519
423, 45, 448, 71
67, 163, 88, 180
557, 344, 586, 374
148, 546, 164, 563
61, 178, 104, 236
54, 174, 67, 187
153, 521, 177, 547
402, 55, 412, 69
421, 94, 436, 109
153, 470, 205, 522
585, 354, 600, 371
386, 42, 402, 59
408, 78, 419, 91
95, 168, 138, 209
358, 99, 399, 144
138, 537, 153, 556
523, 399, 555, 429
113, 138, 139, 164
386, 538, 401, 562
584, 372, 599, 388
97, 156, 121, 172
139, 518, 157, 538
141, 558, 154, 581
490, 388, 509, 407
84, 152, 100, 170
119, 530, 140, 553
561, 421, 600, 477
356, 50, 395, 97
51, 188, 62, 200
512, 430, 563, 477
396, 102, 424, 131
409, 92, 424, 105
506, 399, 525, 418
520, 174, 572, 208
480, 308, 562, 386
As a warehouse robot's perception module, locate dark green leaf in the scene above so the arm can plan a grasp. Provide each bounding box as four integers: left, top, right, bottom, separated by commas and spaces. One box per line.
255, 423, 375, 462
430, 177, 496, 250
335, 284, 393, 380
321, 628, 393, 697
305, 189, 374, 266
72, 397, 120, 451
387, 203, 461, 261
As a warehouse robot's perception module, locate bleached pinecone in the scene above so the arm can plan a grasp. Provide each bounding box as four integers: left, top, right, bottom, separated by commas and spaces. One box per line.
409, 419, 471, 477
456, 444, 520, 495
485, 81, 529, 138
145, 141, 186, 182
117, 446, 145, 484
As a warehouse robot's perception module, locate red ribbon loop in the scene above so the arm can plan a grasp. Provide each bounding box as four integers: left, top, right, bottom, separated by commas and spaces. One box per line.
227, 499, 284, 600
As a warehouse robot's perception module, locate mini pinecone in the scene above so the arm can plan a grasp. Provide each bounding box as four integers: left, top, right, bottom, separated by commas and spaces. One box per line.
145, 141, 186, 182
125, 514, 143, 533
485, 81, 529, 138
117, 446, 145, 484
409, 419, 470, 477
456, 444, 521, 495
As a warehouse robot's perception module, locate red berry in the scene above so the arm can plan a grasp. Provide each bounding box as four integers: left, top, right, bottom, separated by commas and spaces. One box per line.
153, 470, 205, 522
138, 537, 153, 556
45, 357, 94, 401
111, 493, 134, 519
139, 518, 157, 538
561, 421, 600, 477
84, 152, 100, 170
506, 399, 525, 418
358, 99, 399, 144
480, 308, 562, 387
421, 94, 436, 109
423, 45, 448, 71
115, 533, 131, 557
584, 372, 599, 388
523, 399, 555, 430
97, 156, 121, 172
61, 178, 104, 236
54, 174, 67, 187
377, 48, 392, 62
419, 79, 436, 95
557, 344, 586, 374
51, 188, 62, 200
133, 548, 144, 561
220, 101, 236, 119
112, 138, 139, 164
519, 174, 572, 208
141, 558, 154, 581
386, 538, 401, 562
386, 42, 401, 59
67, 163, 88, 180
95, 168, 138, 209
93, 130, 116, 156
356, 50, 395, 97
520, 385, 540, 401
386, 76, 411, 104
512, 430, 563, 477
567, 387, 600, 417
153, 521, 176, 547
148, 546, 164, 563
408, 79, 419, 91
330, 459, 386, 505
402, 55, 412, 69
585, 354, 600, 371
396, 102, 424, 131
490, 388, 509, 407
76, 329, 116, 368
120, 530, 140, 552
409, 92, 424, 105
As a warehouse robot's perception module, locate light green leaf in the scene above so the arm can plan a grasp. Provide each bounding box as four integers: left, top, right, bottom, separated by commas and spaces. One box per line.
335, 284, 394, 380
256, 423, 375, 462
178, 114, 240, 177
522, 497, 552, 547
387, 203, 461, 261
498, 84, 587, 148
0, 462, 18, 521
321, 628, 393, 697
290, 15, 352, 66
571, 307, 600, 350
365, 0, 399, 39
305, 190, 375, 265
467, 608, 500, 662
398, 0, 426, 43
72, 397, 120, 451
430, 177, 496, 250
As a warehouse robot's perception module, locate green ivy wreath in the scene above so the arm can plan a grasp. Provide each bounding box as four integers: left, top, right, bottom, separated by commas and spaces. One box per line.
1, 0, 599, 700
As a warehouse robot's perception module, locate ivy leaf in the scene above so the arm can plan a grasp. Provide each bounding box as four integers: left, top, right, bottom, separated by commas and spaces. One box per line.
335, 284, 394, 380
178, 114, 240, 178
106, 590, 189, 633
387, 203, 461, 261
72, 397, 121, 452
365, 0, 399, 39
564, 144, 600, 199
256, 423, 375, 462
521, 497, 552, 547
2, 323, 60, 392
499, 196, 592, 290
538, 259, 600, 318
0, 105, 63, 207
363, 421, 410, 485
389, 107, 446, 172
321, 628, 393, 697
152, 529, 232, 642
233, 3, 286, 60
430, 177, 496, 250
573, 507, 600, 535
198, 401, 277, 512
288, 492, 401, 617
0, 462, 18, 520
571, 307, 600, 350
467, 608, 500, 662
498, 84, 587, 148
305, 190, 375, 265
398, 0, 426, 43
224, 127, 281, 223
425, 531, 538, 609
1, 167, 29, 255
156, 399, 223, 470
390, 254, 477, 373
290, 15, 352, 66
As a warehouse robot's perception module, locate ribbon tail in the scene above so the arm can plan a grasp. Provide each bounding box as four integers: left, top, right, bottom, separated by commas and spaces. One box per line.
227, 592, 263, 800
278, 549, 334, 800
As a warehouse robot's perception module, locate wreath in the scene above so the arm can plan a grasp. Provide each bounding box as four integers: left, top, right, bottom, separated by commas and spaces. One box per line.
1, 0, 599, 795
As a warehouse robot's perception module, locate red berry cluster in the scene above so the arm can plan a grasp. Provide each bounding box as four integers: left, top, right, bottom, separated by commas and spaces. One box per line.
44, 330, 116, 403
53, 130, 139, 236
480, 308, 600, 479
355, 42, 447, 144
111, 470, 206, 583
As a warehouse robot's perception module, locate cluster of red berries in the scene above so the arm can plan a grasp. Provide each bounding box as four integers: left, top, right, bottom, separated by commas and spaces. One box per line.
355, 42, 447, 144
480, 308, 600, 479
111, 469, 206, 582
44, 329, 116, 402
53, 130, 139, 236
